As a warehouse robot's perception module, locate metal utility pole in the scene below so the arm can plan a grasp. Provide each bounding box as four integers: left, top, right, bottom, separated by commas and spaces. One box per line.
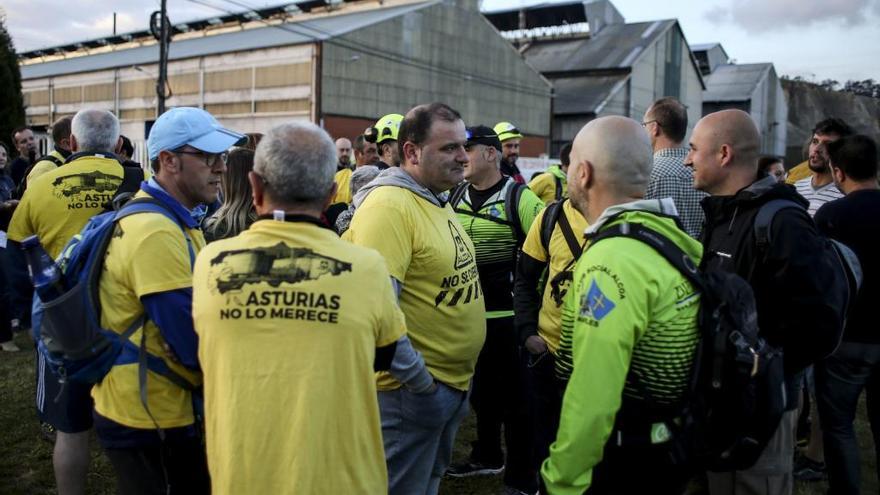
150, 0, 171, 116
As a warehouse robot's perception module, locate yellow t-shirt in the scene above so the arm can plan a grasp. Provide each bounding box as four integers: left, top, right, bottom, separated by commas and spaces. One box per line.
785, 160, 810, 185
346, 186, 486, 391
334, 168, 353, 205
193, 219, 404, 495
521, 199, 588, 353
91, 191, 205, 429
529, 170, 565, 204
26, 150, 65, 183
8, 153, 126, 258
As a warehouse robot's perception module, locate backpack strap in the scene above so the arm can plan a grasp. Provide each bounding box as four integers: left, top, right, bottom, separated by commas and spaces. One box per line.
754, 199, 804, 248
557, 204, 584, 259
504, 181, 526, 244
116, 197, 196, 266
540, 199, 566, 254
554, 175, 563, 201
588, 222, 704, 292
448, 182, 468, 209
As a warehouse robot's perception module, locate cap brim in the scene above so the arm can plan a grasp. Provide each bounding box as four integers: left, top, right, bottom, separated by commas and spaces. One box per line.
188, 127, 246, 154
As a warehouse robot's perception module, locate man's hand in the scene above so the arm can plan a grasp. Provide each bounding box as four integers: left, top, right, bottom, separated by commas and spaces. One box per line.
525, 335, 548, 355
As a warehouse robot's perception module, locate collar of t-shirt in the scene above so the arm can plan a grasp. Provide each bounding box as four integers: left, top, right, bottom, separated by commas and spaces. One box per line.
142, 178, 200, 229
468, 177, 507, 212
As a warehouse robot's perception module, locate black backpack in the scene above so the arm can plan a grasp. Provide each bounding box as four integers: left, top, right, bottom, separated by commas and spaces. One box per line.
753, 199, 862, 363
590, 221, 786, 472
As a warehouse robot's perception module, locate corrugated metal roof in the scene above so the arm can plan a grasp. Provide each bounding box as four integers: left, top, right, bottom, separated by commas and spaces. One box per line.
21, 2, 433, 80
522, 19, 675, 74
551, 74, 628, 115
703, 63, 772, 102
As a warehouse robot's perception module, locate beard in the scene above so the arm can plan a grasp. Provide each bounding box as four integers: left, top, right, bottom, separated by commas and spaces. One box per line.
808, 157, 828, 173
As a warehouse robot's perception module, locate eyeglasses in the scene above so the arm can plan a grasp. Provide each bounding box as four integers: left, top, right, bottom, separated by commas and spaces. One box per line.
175, 149, 228, 168
640, 120, 659, 127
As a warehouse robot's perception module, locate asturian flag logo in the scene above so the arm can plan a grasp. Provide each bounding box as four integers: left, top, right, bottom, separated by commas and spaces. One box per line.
581, 278, 616, 321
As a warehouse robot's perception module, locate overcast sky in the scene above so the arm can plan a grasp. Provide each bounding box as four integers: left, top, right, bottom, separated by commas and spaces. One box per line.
3, 0, 879, 83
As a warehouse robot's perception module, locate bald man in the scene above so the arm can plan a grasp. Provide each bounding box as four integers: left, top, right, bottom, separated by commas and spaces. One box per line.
335, 137, 352, 171
689, 110, 843, 495
540, 117, 703, 494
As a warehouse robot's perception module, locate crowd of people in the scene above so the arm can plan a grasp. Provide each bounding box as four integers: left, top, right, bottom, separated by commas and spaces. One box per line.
0, 96, 877, 495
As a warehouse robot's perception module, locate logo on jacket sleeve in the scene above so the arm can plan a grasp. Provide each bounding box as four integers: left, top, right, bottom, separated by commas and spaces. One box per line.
580, 278, 615, 321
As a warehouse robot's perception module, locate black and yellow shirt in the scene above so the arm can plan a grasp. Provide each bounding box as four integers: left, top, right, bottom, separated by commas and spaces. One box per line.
8, 153, 126, 258
452, 178, 543, 318
346, 185, 486, 391
520, 200, 588, 353
193, 218, 404, 494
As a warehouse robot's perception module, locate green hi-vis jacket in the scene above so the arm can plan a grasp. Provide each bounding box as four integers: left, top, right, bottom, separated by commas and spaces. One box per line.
541, 199, 703, 495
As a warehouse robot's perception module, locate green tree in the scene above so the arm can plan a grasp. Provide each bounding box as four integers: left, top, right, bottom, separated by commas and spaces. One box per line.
0, 13, 25, 155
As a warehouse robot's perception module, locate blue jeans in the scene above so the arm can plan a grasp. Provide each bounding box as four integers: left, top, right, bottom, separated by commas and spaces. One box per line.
815, 341, 880, 495
378, 382, 469, 495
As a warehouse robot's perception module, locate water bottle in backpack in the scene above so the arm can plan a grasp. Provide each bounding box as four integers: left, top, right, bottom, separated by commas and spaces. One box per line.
21, 235, 66, 302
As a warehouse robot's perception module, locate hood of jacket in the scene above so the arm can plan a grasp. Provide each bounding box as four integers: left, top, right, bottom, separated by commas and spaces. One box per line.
547, 164, 566, 181
352, 166, 445, 209
586, 197, 702, 263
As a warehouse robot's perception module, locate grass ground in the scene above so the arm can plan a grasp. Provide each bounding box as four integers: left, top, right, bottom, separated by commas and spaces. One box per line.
1, 329, 876, 494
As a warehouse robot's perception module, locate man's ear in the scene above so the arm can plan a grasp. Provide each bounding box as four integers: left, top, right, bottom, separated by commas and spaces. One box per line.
402, 141, 420, 166
114, 136, 123, 155
831, 166, 845, 186
323, 182, 339, 210
581, 160, 594, 190
158, 150, 180, 174
719, 143, 733, 168
69, 134, 80, 153
249, 171, 265, 210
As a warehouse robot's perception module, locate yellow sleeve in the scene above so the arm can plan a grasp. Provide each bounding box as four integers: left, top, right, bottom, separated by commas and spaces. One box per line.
27, 161, 59, 182
7, 194, 34, 242
521, 206, 549, 263
334, 169, 352, 205
529, 173, 554, 205
785, 161, 810, 185
123, 215, 194, 296
347, 193, 412, 282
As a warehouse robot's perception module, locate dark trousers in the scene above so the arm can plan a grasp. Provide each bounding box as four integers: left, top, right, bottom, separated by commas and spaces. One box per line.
588, 441, 691, 495
470, 316, 536, 491
523, 349, 565, 466
104, 437, 210, 495
815, 341, 880, 495
4, 244, 31, 328
0, 247, 13, 342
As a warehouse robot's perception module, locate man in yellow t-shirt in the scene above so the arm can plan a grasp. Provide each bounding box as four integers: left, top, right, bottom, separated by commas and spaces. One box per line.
91, 107, 243, 495
7, 109, 142, 495
194, 122, 405, 494
529, 142, 571, 204
346, 103, 486, 495
513, 196, 588, 469
21, 116, 73, 191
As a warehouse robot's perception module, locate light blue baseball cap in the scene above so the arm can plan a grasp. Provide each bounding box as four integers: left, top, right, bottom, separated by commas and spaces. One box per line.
147, 107, 245, 160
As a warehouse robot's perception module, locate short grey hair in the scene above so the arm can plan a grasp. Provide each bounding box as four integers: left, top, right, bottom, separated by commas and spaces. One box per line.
254, 122, 336, 204
71, 109, 120, 153
350, 165, 380, 196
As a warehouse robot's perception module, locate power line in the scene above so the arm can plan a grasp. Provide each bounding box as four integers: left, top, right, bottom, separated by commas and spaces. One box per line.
181, 0, 553, 98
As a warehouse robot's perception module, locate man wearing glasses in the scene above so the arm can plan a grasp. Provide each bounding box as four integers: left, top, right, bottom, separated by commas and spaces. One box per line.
90, 107, 243, 495
642, 97, 706, 239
